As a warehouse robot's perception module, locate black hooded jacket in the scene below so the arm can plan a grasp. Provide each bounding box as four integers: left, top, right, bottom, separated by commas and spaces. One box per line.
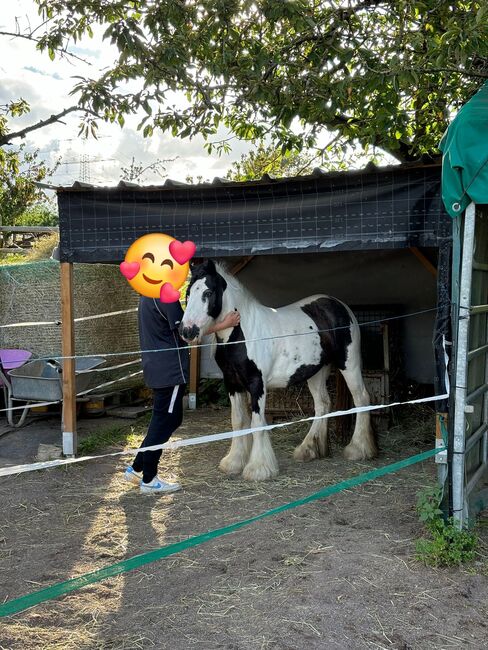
138, 296, 190, 389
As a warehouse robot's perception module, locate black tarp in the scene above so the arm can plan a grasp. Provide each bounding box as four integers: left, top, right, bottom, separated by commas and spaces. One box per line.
57, 163, 451, 264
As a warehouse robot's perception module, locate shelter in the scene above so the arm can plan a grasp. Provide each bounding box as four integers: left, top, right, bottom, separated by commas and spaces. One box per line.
51, 160, 452, 471
49, 85, 488, 528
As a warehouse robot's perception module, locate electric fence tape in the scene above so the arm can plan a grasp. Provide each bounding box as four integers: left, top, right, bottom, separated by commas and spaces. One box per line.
0, 445, 445, 618
0, 391, 449, 478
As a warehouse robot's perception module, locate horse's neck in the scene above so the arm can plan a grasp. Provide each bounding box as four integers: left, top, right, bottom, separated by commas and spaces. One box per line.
220, 273, 264, 335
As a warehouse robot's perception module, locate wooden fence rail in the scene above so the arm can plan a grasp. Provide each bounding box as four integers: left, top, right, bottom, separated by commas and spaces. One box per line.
0, 226, 59, 255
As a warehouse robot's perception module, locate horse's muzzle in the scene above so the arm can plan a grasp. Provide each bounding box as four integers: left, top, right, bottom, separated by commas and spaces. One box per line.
179, 323, 200, 342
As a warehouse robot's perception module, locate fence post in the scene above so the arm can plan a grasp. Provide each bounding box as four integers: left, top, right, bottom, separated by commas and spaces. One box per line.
452, 202, 476, 527
60, 262, 77, 456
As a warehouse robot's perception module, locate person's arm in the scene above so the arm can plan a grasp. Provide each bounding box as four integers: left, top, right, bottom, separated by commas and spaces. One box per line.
155, 299, 184, 331
205, 310, 240, 335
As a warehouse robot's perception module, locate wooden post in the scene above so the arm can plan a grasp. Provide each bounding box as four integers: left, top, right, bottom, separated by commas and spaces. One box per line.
382, 322, 390, 401
60, 262, 77, 456
188, 345, 200, 410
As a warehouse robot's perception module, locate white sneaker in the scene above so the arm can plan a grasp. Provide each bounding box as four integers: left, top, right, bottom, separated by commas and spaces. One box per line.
140, 476, 182, 495
124, 466, 142, 484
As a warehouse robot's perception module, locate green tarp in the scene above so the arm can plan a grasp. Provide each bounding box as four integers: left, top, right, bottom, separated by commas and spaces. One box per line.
440, 80, 488, 218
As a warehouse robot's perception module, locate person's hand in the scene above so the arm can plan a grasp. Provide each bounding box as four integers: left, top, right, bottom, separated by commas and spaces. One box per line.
220, 310, 240, 329
204, 310, 241, 335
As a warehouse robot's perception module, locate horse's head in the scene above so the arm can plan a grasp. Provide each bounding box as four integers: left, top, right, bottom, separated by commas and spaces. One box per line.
180, 259, 227, 342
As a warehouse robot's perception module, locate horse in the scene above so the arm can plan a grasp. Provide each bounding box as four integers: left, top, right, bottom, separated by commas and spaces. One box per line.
179, 259, 378, 481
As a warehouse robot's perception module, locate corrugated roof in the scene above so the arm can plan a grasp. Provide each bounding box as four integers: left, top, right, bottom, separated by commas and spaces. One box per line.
37, 158, 441, 192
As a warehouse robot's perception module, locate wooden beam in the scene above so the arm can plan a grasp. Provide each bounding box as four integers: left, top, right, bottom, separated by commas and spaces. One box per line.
409, 247, 437, 277
0, 226, 59, 233
231, 255, 254, 276
60, 262, 77, 456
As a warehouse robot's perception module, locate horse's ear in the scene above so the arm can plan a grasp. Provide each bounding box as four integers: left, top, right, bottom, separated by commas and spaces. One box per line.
203, 259, 216, 274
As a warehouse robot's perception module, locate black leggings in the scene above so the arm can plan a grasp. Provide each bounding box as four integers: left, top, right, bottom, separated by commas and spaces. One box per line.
132, 385, 185, 483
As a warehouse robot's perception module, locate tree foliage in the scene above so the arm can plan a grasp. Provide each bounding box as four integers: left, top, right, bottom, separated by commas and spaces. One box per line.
32, 0, 488, 162
120, 155, 176, 183
15, 201, 59, 227
0, 101, 58, 230
226, 143, 318, 181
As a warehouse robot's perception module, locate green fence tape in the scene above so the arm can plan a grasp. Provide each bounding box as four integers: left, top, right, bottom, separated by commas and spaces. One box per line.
0, 447, 442, 618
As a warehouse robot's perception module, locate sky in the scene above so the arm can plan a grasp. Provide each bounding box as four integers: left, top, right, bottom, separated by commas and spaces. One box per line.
0, 0, 257, 188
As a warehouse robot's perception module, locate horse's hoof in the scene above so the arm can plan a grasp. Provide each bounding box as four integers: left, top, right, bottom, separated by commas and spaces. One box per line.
242, 463, 279, 482
219, 456, 245, 476
343, 441, 378, 461
294, 439, 329, 462
293, 444, 317, 462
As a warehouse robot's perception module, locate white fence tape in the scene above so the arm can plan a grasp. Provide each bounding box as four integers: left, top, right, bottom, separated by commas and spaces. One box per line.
76, 359, 141, 374
27, 307, 439, 363
76, 370, 143, 396
0, 392, 449, 478
0, 308, 138, 330
74, 308, 138, 323
0, 399, 60, 412
0, 369, 143, 415
0, 319, 61, 329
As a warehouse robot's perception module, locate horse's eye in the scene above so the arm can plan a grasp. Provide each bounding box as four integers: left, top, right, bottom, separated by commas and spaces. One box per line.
203, 290, 212, 300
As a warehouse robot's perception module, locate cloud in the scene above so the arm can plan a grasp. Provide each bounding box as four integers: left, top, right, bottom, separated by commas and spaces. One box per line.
0, 1, 255, 187
70, 45, 102, 60
24, 66, 63, 80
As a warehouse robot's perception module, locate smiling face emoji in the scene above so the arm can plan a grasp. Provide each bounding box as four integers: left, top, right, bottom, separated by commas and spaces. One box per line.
120, 233, 195, 302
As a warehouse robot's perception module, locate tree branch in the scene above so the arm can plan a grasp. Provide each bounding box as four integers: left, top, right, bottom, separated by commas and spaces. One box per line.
0, 106, 81, 146
0, 30, 92, 65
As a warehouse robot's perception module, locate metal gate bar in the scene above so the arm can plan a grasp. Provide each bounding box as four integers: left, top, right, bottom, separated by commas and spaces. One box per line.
452, 203, 476, 525
452, 202, 488, 526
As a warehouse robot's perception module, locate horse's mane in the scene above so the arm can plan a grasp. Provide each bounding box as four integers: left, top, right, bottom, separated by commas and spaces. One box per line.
214, 261, 258, 306
190, 259, 260, 309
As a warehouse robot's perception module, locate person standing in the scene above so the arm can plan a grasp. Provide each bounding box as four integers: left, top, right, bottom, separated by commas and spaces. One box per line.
125, 295, 239, 494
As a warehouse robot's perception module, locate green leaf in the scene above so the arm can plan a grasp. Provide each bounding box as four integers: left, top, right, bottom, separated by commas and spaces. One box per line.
25, 0, 484, 162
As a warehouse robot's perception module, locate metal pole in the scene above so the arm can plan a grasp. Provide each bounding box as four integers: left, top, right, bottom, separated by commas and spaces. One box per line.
452, 202, 476, 527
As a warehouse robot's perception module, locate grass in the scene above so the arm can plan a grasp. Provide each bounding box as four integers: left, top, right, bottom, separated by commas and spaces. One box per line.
0, 252, 26, 265
78, 415, 149, 454
415, 485, 479, 567
26, 232, 59, 261
0, 232, 59, 266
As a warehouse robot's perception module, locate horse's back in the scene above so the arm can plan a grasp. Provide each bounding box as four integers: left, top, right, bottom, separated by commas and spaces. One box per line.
249, 293, 358, 387
278, 293, 330, 311
274, 294, 357, 327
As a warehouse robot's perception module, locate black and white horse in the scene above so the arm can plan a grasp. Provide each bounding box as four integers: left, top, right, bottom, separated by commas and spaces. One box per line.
180, 260, 377, 481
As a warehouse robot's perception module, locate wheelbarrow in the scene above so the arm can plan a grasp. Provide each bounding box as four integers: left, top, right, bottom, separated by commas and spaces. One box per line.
0, 349, 34, 427
2, 354, 105, 427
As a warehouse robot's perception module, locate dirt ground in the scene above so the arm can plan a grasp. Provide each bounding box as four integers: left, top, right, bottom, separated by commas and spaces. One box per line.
0, 406, 487, 650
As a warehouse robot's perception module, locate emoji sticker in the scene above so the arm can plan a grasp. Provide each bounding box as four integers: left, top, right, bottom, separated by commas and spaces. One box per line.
120, 233, 196, 303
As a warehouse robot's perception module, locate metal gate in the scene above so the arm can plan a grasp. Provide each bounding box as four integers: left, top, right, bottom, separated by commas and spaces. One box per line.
451, 203, 488, 526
